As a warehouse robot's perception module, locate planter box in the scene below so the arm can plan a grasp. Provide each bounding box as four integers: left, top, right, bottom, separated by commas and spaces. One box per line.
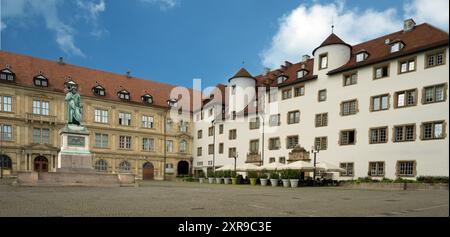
290, 179, 299, 188
250, 178, 257, 186
260, 178, 268, 186
270, 179, 278, 187
223, 178, 231, 184
199, 178, 205, 184
231, 177, 237, 184
208, 178, 214, 184
215, 177, 222, 184
282, 179, 290, 188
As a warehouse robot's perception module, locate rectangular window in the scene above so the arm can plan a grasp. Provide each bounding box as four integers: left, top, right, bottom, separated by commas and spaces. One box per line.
314, 137, 327, 150
269, 90, 277, 103
318, 89, 327, 102
340, 130, 356, 145
319, 53, 328, 70
395, 89, 417, 108
219, 143, 224, 154
370, 127, 388, 144
282, 89, 292, 100
229, 129, 237, 140
208, 126, 214, 136
371, 94, 389, 111
279, 157, 286, 164
94, 109, 108, 123
42, 128, 50, 144
249, 117, 260, 130
142, 138, 154, 151
208, 108, 213, 117
426, 50, 446, 68
397, 161, 415, 177
343, 72, 357, 86
119, 112, 132, 126
374, 65, 389, 79
166, 140, 173, 152
399, 58, 416, 74
294, 86, 305, 97
421, 121, 445, 140
32, 128, 50, 144
228, 147, 237, 158
119, 136, 132, 149
32, 99, 49, 115
197, 130, 202, 139
287, 111, 300, 124
141, 115, 154, 128
269, 137, 281, 150
340, 163, 354, 177
269, 114, 280, 127
286, 136, 299, 149
219, 124, 224, 134
394, 124, 416, 142
369, 162, 385, 177
33, 128, 41, 144
249, 140, 259, 153
0, 96, 12, 112
95, 133, 109, 148
231, 85, 236, 95
0, 124, 12, 141
341, 99, 358, 116
197, 147, 202, 156
423, 84, 446, 104
208, 144, 214, 155
315, 113, 328, 127
269, 157, 275, 163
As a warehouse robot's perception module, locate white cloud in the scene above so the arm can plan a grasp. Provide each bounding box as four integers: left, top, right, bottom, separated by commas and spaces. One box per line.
139, 0, 179, 10
404, 0, 449, 31
261, 1, 402, 68
76, 0, 106, 21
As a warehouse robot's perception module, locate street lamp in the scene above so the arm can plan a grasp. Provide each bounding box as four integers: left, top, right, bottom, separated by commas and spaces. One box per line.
311, 145, 320, 185
233, 152, 238, 174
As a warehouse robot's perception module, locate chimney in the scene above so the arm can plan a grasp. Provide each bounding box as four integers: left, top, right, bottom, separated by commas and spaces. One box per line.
285, 61, 292, 67
126, 71, 132, 78
302, 54, 310, 62
384, 38, 391, 45
403, 18, 416, 32
58, 57, 65, 65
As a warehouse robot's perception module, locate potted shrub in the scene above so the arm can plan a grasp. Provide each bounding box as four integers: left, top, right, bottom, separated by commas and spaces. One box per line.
198, 171, 205, 184
270, 172, 279, 187
289, 170, 300, 188
259, 170, 268, 186
281, 170, 291, 187
247, 171, 258, 185
215, 171, 223, 184
207, 170, 215, 184
230, 171, 238, 184
223, 170, 231, 184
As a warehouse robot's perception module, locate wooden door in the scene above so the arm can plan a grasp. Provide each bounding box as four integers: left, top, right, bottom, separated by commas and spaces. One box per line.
34, 156, 49, 172
143, 162, 154, 180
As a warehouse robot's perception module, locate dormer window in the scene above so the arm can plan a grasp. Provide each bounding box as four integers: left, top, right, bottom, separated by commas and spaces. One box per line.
356, 52, 368, 62
92, 85, 105, 96
390, 42, 404, 53
118, 90, 130, 100
141, 94, 153, 104
167, 98, 178, 107
277, 75, 287, 84
34, 75, 48, 87
65, 80, 78, 90
0, 68, 15, 81
297, 70, 308, 79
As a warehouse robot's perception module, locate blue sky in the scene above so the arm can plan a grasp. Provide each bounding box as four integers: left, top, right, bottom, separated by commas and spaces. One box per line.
1, 0, 449, 90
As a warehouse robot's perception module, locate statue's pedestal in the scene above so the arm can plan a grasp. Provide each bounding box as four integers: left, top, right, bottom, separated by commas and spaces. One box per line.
57, 124, 93, 172
17, 124, 135, 187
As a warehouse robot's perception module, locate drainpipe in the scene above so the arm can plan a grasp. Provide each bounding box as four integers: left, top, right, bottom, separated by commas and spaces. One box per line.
163, 113, 167, 181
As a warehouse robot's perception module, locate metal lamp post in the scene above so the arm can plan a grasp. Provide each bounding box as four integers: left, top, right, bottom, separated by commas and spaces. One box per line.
311, 145, 319, 185
233, 152, 238, 173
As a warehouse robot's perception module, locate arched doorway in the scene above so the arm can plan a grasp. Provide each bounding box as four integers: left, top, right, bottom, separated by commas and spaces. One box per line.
0, 155, 12, 174
34, 156, 48, 172
142, 162, 154, 180
177, 160, 189, 176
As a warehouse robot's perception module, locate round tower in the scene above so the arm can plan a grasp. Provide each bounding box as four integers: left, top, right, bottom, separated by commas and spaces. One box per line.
312, 33, 351, 75
228, 67, 256, 114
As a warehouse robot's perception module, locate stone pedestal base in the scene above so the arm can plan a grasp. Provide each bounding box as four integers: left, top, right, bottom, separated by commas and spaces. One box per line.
57, 153, 93, 172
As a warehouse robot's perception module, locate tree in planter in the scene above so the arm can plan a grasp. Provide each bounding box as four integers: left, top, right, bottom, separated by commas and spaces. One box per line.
197, 170, 205, 178
247, 171, 258, 185
270, 172, 279, 180
207, 170, 214, 178
280, 170, 290, 180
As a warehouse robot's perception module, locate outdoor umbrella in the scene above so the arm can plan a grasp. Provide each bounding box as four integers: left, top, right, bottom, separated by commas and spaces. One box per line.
316, 161, 346, 172
215, 164, 234, 171
235, 163, 262, 172
260, 162, 286, 171
280, 160, 318, 171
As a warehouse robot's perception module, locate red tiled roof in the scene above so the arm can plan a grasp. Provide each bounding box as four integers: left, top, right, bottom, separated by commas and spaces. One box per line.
312, 33, 351, 55
328, 23, 449, 75
0, 51, 203, 111
254, 58, 316, 88
228, 67, 255, 81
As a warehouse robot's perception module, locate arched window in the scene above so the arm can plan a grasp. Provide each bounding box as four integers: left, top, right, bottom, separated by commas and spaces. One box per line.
92, 85, 106, 96
65, 80, 78, 90
141, 94, 153, 104
34, 74, 49, 87
297, 70, 308, 79
179, 140, 187, 153
0, 155, 12, 169
0, 68, 15, 81
119, 161, 131, 172
94, 159, 108, 172
118, 90, 130, 100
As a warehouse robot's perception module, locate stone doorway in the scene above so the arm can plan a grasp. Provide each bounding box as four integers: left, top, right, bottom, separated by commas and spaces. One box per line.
34, 156, 49, 172
177, 160, 189, 176
142, 162, 154, 180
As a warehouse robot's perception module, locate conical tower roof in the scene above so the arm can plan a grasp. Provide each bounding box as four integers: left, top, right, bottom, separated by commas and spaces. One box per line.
312, 33, 351, 55
228, 67, 255, 81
